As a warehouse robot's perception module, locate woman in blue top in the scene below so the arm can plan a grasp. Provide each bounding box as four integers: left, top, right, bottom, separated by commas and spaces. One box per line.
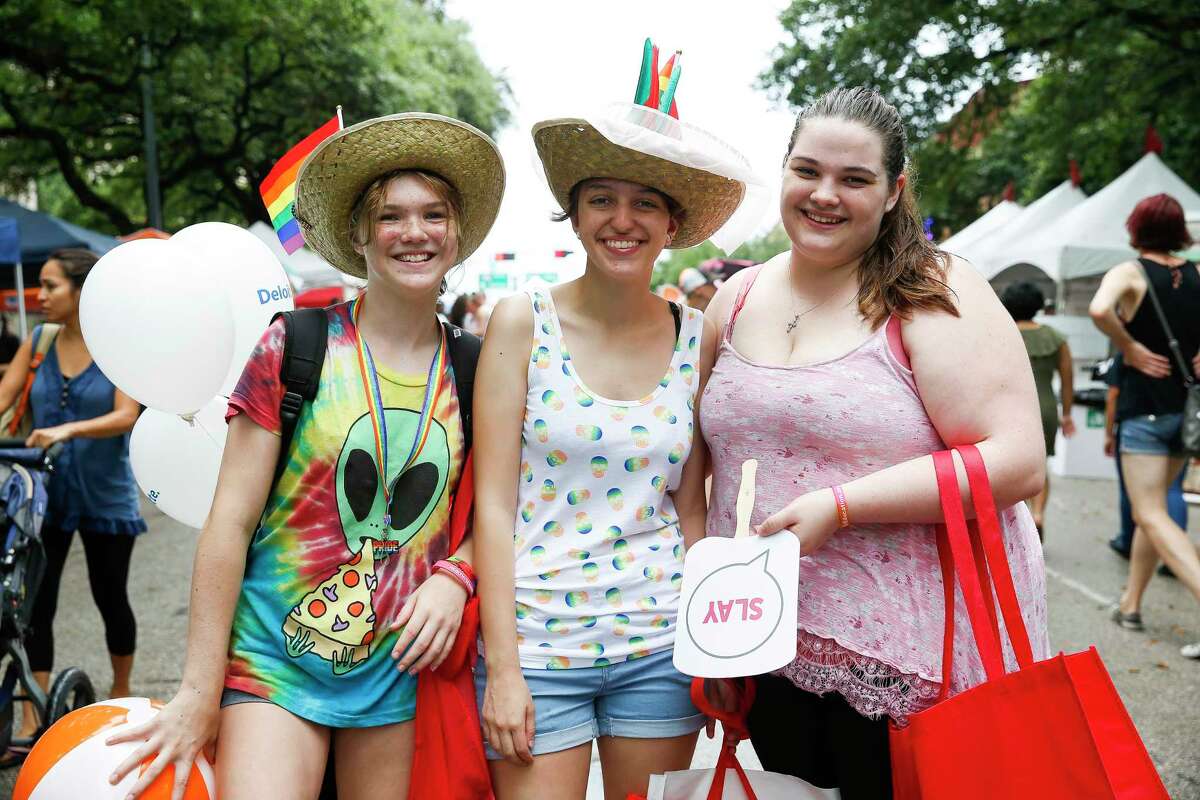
0, 248, 144, 754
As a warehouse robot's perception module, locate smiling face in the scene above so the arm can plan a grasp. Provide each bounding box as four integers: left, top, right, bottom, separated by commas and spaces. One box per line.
572, 178, 680, 283
780, 117, 904, 270
37, 260, 81, 324
352, 172, 460, 298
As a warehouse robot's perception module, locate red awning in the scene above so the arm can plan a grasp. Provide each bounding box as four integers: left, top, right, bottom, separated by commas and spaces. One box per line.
1, 288, 41, 313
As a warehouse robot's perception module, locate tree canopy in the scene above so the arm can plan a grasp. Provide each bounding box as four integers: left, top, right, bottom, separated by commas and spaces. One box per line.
759, 0, 1200, 233
0, 0, 509, 235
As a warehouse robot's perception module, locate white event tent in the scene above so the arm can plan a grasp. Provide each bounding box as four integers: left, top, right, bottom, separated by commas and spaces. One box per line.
984, 152, 1200, 282
939, 199, 1023, 256
965, 180, 1088, 276
246, 221, 345, 290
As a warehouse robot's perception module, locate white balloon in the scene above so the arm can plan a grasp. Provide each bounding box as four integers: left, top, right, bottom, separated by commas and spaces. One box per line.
172, 222, 295, 395
80, 239, 234, 414
129, 397, 229, 529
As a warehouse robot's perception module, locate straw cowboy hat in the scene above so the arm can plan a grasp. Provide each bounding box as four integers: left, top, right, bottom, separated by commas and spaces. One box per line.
295, 112, 505, 278
532, 114, 747, 250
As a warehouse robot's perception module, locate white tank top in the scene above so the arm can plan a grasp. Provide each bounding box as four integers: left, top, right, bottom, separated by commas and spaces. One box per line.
511, 289, 702, 668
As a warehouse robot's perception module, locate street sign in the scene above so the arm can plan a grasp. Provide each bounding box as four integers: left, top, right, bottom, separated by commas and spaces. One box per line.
479, 273, 511, 291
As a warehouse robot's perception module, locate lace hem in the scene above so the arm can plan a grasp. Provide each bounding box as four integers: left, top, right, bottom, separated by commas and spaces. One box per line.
774, 630, 941, 723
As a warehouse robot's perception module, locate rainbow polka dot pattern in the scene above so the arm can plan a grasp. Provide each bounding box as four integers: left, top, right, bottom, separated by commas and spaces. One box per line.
511, 289, 702, 668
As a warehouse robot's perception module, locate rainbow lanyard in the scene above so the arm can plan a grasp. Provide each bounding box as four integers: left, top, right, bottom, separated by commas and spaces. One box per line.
351, 296, 447, 531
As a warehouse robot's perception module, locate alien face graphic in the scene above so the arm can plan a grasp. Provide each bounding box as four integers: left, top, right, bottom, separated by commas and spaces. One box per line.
335, 409, 450, 555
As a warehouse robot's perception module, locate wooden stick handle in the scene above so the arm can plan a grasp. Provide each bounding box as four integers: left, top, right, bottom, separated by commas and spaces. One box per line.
734, 459, 758, 539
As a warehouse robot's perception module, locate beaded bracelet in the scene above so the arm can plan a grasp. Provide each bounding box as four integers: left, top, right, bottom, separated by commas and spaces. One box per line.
433, 558, 476, 597
831, 485, 851, 529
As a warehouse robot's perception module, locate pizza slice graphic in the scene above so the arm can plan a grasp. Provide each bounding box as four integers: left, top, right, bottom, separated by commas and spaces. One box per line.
282, 544, 380, 675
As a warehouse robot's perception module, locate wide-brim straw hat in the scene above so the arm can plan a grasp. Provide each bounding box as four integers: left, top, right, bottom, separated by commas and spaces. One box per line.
532, 115, 746, 249
295, 112, 505, 278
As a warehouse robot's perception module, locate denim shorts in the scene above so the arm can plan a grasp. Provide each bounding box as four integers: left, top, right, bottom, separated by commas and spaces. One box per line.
473, 648, 704, 759
1119, 412, 1184, 456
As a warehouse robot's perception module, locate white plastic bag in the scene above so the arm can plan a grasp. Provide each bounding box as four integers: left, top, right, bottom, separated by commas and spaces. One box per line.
645, 762, 840, 799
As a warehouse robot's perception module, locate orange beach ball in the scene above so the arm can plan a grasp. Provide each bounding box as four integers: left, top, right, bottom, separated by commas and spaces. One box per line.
14, 697, 215, 799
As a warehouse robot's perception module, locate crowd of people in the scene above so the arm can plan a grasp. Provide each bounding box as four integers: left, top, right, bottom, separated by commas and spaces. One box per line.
0, 82, 1193, 800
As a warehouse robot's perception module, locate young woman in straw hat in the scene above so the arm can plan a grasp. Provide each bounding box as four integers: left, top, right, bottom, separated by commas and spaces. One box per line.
472, 102, 752, 798
107, 113, 504, 800
701, 87, 1048, 797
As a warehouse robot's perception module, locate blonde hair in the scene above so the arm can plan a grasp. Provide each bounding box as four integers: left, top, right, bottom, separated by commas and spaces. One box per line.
348, 169, 464, 258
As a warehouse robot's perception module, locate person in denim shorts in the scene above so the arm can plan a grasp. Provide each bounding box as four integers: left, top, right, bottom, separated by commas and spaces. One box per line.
1089, 193, 1200, 659
472, 87, 757, 797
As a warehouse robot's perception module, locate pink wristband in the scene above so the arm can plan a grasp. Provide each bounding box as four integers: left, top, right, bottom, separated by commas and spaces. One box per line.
831, 485, 850, 529
433, 559, 476, 597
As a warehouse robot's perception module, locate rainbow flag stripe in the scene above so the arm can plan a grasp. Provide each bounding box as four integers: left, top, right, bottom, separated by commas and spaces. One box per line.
259, 115, 341, 254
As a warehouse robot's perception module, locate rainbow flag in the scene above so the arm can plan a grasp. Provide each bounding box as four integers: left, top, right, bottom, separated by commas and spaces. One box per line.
259, 114, 341, 254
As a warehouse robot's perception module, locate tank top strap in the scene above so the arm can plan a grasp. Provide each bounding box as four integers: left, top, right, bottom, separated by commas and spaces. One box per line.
723, 264, 765, 344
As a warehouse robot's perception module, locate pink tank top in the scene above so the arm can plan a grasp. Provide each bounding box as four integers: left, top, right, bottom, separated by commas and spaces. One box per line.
700, 266, 1049, 721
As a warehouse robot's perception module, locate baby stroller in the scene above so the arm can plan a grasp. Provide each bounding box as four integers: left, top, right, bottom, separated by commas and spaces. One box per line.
0, 440, 95, 758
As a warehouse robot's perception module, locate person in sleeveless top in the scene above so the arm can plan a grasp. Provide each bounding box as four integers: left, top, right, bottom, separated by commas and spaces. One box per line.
1089, 193, 1200, 660
0, 248, 144, 761
107, 114, 504, 799
699, 88, 1049, 798
1000, 281, 1076, 539
473, 96, 755, 798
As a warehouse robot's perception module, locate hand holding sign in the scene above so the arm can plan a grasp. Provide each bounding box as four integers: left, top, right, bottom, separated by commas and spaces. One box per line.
673, 460, 799, 678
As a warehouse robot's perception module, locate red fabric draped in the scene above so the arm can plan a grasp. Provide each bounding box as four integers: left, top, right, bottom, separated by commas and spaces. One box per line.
408, 453, 494, 800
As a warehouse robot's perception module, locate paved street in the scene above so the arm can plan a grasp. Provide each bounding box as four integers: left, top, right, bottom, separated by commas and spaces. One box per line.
3, 473, 1197, 798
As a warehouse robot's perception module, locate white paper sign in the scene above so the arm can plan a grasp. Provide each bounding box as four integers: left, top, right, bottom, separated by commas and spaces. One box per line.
673, 460, 800, 678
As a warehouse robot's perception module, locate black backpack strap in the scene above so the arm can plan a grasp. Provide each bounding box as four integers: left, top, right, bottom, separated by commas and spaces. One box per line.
442, 321, 481, 454
273, 308, 329, 485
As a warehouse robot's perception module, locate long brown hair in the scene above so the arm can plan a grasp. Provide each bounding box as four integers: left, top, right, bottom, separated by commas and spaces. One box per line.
787, 87, 957, 327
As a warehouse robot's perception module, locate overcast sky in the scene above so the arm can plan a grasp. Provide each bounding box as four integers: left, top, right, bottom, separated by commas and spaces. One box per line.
442, 0, 796, 293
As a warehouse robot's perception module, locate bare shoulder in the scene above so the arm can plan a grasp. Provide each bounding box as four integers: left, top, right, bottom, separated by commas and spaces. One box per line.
902, 254, 1015, 349
1107, 259, 1142, 282
704, 255, 779, 334
482, 294, 534, 350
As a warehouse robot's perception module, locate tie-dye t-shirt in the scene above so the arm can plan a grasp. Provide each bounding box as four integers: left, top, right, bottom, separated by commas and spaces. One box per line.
223, 300, 463, 727
508, 290, 701, 669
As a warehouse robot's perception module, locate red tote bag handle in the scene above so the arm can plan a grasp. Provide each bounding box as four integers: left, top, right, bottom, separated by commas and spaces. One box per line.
932, 447, 1038, 690
689, 678, 759, 800
954, 444, 1035, 669
932, 451, 1007, 682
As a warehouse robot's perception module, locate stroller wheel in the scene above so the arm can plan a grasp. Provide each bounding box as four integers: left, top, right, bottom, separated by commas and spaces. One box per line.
46, 667, 96, 727
0, 698, 11, 754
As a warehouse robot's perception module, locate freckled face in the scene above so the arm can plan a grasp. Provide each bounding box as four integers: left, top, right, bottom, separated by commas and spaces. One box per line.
37, 260, 80, 323
780, 117, 903, 268
573, 178, 679, 283
355, 174, 459, 297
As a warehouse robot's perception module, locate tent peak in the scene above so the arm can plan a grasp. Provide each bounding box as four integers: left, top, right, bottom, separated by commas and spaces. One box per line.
1145, 125, 1163, 155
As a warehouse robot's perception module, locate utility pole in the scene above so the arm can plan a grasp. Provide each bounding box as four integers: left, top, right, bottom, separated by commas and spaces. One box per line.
140, 38, 163, 229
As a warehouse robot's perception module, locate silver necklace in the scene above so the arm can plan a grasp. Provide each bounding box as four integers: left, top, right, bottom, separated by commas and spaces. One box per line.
785, 280, 827, 333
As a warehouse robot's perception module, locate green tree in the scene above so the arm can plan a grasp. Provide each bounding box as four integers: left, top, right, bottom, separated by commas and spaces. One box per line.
652, 225, 789, 289
759, 1, 1200, 232
0, 0, 508, 235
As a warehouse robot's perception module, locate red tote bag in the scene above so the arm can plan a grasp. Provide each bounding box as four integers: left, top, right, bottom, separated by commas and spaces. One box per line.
889, 445, 1169, 800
